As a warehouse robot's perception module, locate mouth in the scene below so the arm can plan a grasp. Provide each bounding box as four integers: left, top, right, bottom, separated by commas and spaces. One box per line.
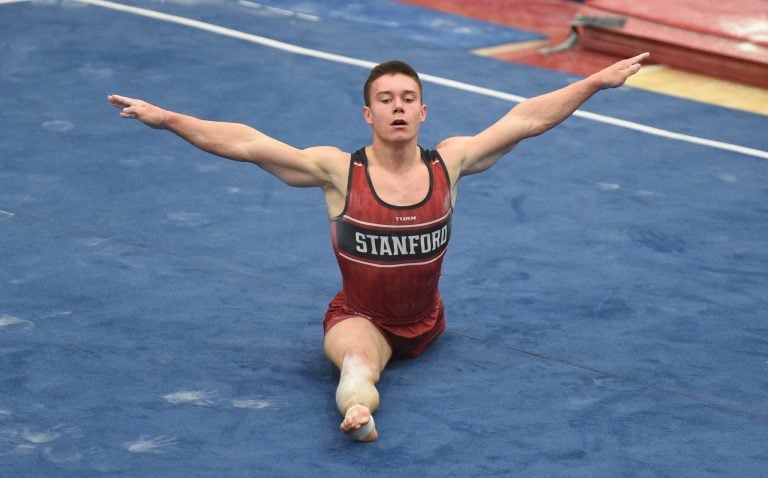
391, 119, 408, 127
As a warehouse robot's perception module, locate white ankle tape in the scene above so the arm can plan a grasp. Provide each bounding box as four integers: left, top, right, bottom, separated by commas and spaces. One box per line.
349, 416, 375, 441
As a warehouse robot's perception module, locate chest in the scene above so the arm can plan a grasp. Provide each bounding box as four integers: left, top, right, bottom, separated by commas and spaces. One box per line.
343, 160, 451, 227
367, 163, 430, 207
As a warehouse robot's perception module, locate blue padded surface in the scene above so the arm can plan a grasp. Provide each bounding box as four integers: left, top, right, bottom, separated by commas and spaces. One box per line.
1, 1, 767, 476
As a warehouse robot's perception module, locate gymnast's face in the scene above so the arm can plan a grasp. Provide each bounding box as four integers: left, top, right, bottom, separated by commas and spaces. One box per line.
363, 73, 427, 142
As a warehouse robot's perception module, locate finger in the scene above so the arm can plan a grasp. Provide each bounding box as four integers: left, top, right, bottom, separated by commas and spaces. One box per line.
108, 95, 126, 109
626, 63, 642, 75
108, 94, 134, 108
616, 52, 648, 71
121, 105, 138, 116
628, 52, 650, 64
109, 93, 130, 102
619, 57, 646, 74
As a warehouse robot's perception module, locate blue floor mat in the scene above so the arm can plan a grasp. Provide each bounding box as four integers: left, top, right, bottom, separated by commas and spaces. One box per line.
1, 1, 767, 476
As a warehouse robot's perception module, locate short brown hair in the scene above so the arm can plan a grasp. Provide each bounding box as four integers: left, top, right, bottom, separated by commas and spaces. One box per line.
363, 60, 423, 107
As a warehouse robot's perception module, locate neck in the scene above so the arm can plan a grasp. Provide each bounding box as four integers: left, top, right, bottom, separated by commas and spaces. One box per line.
368, 138, 420, 171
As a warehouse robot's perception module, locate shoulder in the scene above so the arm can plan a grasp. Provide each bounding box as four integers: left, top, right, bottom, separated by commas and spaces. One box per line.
435, 136, 473, 184
302, 145, 350, 173
436, 130, 512, 178
300, 146, 353, 217
303, 145, 349, 161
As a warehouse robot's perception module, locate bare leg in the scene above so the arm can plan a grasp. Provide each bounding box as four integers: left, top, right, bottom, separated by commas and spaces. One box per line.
324, 317, 392, 442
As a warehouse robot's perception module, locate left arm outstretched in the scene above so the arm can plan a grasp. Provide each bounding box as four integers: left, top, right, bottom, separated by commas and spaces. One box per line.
439, 52, 649, 178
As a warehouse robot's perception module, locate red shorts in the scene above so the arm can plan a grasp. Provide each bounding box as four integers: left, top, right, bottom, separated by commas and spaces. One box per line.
323, 291, 446, 359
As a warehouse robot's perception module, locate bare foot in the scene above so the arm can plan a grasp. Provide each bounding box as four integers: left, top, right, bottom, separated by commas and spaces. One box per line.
341, 404, 378, 442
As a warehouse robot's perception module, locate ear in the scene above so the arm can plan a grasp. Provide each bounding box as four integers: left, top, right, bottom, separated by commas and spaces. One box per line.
363, 105, 373, 125
420, 103, 427, 123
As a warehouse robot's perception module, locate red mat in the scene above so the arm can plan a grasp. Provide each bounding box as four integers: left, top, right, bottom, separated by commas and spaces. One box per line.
579, 0, 768, 87
400, 0, 768, 87
397, 0, 622, 76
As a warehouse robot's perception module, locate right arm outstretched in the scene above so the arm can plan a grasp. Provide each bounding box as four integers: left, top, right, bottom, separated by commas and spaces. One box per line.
107, 94, 343, 188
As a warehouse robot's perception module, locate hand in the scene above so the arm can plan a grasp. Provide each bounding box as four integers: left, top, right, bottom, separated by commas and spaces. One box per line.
594, 52, 650, 89
107, 94, 168, 129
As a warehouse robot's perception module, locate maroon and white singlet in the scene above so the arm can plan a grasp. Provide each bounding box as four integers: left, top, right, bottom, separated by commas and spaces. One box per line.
324, 147, 453, 357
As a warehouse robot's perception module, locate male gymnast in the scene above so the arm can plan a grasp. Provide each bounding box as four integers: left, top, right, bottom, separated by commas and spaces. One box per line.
108, 51, 649, 441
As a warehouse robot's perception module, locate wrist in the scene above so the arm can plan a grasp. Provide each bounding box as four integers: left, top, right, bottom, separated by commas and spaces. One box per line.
584, 73, 607, 91
157, 110, 177, 130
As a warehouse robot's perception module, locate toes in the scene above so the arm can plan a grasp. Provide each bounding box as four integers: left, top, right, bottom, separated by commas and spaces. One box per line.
340, 405, 378, 441
350, 418, 377, 442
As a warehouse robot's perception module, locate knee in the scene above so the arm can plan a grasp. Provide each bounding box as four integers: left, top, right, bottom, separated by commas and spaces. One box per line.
342, 348, 381, 382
